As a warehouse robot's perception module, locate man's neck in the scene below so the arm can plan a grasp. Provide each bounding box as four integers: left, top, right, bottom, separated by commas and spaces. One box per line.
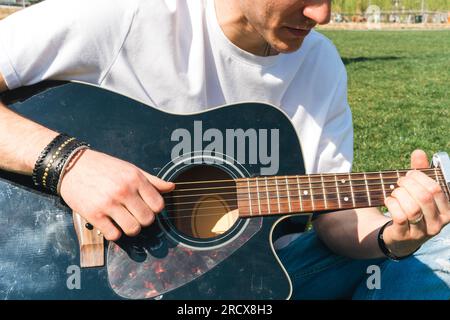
213, 0, 278, 57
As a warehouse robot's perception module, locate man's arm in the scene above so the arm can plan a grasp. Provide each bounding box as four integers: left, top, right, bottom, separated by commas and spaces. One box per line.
314, 150, 450, 260
314, 207, 390, 259
0, 72, 174, 241
0, 73, 60, 175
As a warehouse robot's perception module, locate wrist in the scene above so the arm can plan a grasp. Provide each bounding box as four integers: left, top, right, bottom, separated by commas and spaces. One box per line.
378, 220, 421, 261
25, 130, 60, 174
56, 146, 90, 195
32, 133, 90, 195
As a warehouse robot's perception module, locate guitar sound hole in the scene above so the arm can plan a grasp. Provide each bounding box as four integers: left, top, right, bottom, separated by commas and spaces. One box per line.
163, 165, 239, 240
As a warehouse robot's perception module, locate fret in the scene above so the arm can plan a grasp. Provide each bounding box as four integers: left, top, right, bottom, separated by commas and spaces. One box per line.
386, 174, 398, 198
385, 172, 400, 199
334, 175, 342, 209
308, 175, 315, 210
264, 177, 271, 214
298, 175, 313, 211
434, 168, 439, 183
321, 174, 340, 210
348, 173, 356, 207
320, 174, 328, 209
296, 175, 304, 212
285, 176, 292, 213
255, 177, 262, 215
235, 180, 250, 216
379, 172, 387, 200
350, 173, 370, 207
308, 174, 328, 211
335, 173, 353, 209
389, 170, 401, 197
435, 169, 450, 201
277, 177, 289, 213
274, 178, 281, 213
364, 173, 385, 207
247, 179, 253, 216
364, 173, 372, 207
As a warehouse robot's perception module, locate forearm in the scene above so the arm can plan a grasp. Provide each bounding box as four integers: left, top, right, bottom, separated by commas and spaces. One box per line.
313, 207, 390, 259
0, 99, 58, 175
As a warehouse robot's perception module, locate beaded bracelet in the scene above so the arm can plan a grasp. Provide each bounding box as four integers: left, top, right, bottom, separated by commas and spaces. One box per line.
56, 144, 90, 196
32, 133, 90, 195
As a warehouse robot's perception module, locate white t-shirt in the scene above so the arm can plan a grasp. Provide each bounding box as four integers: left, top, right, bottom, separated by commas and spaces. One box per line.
0, 0, 353, 248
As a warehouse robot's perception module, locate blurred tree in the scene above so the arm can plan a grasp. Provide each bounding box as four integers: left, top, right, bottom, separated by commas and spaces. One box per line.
331, 0, 450, 12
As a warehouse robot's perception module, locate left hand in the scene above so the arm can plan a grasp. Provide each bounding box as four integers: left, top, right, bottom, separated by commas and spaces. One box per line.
382, 149, 450, 257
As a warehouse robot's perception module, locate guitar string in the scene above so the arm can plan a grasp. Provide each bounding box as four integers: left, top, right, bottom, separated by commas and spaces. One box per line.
168, 175, 445, 198
162, 183, 449, 210
149, 167, 448, 220
166, 175, 446, 201
172, 168, 442, 186
171, 172, 445, 193
174, 168, 442, 185
158, 193, 392, 221
157, 182, 450, 219
163, 175, 448, 208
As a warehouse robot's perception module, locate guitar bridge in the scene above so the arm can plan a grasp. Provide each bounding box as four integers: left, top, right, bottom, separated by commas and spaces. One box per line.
73, 212, 105, 268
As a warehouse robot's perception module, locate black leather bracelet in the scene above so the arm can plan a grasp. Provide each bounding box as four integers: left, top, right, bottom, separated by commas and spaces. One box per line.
377, 220, 420, 261
32, 133, 70, 187
32, 133, 89, 195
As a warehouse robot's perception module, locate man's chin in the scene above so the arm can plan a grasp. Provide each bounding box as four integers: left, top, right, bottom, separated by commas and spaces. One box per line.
273, 38, 305, 54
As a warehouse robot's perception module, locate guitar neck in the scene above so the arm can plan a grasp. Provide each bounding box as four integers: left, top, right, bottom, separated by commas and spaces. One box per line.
235, 167, 450, 217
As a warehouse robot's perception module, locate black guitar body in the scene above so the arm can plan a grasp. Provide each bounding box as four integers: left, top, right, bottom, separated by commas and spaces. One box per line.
0, 82, 309, 299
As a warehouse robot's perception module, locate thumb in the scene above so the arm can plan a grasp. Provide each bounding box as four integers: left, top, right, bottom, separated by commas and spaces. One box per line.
140, 170, 175, 193
410, 149, 429, 170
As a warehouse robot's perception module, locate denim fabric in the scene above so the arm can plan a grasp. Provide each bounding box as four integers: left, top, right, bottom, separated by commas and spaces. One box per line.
276, 224, 450, 300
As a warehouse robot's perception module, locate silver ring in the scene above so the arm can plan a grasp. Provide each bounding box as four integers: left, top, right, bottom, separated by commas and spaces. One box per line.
408, 213, 424, 225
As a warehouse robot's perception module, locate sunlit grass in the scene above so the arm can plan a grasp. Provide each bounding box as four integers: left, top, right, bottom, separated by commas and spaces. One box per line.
320, 30, 450, 172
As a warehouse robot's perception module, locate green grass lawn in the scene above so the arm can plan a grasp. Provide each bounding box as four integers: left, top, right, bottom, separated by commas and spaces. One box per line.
319, 30, 450, 172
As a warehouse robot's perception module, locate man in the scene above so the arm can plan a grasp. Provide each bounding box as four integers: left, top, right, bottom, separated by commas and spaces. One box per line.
0, 0, 449, 299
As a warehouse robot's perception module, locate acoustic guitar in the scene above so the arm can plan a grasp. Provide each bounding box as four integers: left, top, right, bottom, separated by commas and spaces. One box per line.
0, 82, 449, 299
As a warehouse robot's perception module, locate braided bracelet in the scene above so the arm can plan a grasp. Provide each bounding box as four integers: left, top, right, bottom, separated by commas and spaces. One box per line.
32, 133, 70, 187
32, 133, 90, 195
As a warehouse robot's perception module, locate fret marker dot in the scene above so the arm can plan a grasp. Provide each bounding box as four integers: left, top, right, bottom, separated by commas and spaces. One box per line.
341, 179, 346, 184
344, 197, 349, 202
390, 185, 395, 190
303, 191, 308, 195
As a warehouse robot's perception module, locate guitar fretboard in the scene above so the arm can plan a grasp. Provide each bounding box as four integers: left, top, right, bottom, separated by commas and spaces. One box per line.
235, 168, 449, 217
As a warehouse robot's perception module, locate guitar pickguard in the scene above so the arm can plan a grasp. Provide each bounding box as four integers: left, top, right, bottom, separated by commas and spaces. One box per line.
107, 216, 261, 299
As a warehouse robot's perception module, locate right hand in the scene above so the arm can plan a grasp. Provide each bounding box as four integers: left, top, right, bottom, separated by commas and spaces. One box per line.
59, 149, 175, 241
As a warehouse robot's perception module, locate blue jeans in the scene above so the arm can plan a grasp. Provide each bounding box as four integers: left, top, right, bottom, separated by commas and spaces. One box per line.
276, 223, 450, 299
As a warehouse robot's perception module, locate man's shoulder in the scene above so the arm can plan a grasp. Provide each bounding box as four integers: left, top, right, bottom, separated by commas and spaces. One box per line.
4, 0, 141, 26
38, 0, 140, 13
301, 30, 346, 76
